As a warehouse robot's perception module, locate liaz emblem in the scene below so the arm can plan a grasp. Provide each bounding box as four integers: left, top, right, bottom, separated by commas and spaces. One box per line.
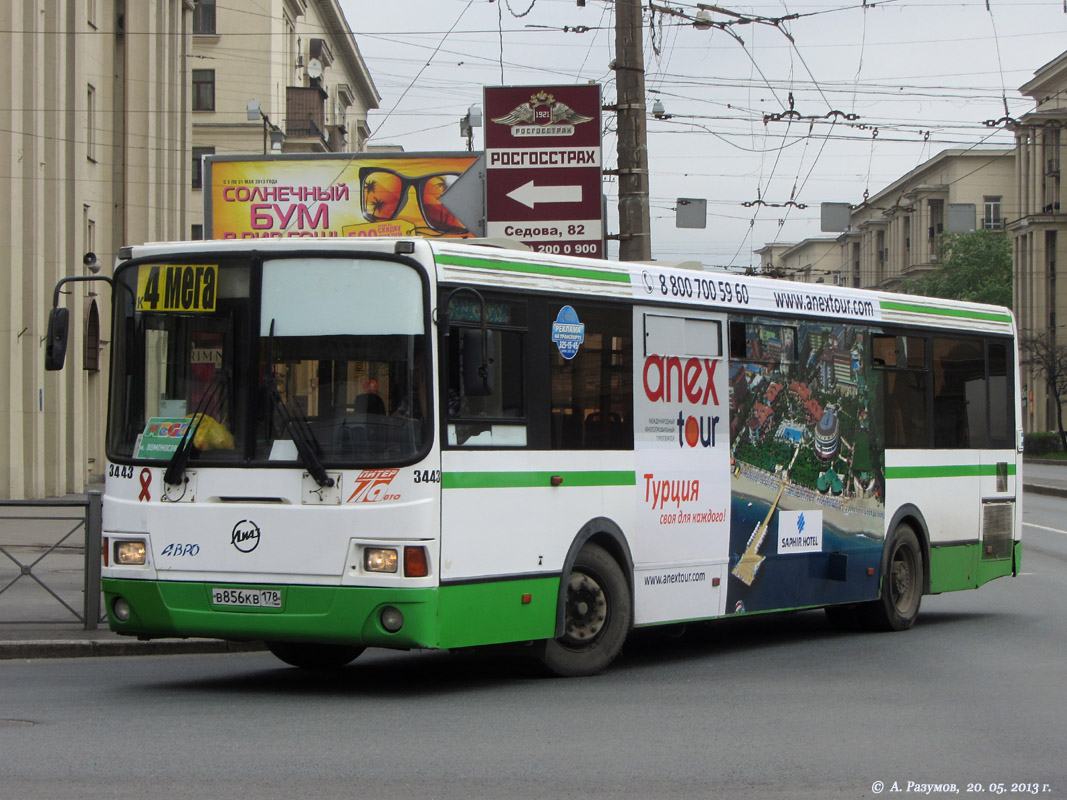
231, 520, 261, 553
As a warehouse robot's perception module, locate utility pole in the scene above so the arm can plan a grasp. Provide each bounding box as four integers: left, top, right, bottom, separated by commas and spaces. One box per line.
613, 0, 652, 261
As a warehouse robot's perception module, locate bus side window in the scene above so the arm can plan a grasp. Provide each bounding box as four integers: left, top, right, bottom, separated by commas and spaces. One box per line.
443, 293, 528, 447
872, 333, 929, 449
549, 304, 632, 450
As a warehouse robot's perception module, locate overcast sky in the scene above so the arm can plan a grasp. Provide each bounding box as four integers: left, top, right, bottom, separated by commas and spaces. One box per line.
341, 0, 1067, 268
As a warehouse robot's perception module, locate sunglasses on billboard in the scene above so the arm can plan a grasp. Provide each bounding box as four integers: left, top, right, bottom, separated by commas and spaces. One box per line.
359, 167, 466, 235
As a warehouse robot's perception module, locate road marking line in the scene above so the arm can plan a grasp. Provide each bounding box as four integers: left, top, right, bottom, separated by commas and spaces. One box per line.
1023, 522, 1067, 535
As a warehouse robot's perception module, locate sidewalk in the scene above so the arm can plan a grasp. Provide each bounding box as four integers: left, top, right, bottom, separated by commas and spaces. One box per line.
3, 461, 1063, 660
0, 626, 265, 660
1019, 458, 1067, 498
0, 495, 264, 660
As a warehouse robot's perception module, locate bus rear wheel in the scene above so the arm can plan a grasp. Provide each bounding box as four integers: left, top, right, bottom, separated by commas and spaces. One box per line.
540, 543, 631, 677
862, 523, 923, 631
266, 641, 365, 669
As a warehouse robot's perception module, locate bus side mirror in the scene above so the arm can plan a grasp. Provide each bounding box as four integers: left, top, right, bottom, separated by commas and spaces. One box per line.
45, 307, 70, 371
461, 328, 494, 397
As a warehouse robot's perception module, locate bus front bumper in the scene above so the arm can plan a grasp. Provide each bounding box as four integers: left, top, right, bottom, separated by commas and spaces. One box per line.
102, 575, 560, 650
102, 578, 439, 650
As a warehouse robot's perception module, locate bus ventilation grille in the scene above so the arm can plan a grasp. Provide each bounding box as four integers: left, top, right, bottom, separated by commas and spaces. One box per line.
981, 501, 1014, 560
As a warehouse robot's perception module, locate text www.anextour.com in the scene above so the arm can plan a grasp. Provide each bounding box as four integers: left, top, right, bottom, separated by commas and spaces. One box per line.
643, 571, 707, 586
772, 289, 876, 319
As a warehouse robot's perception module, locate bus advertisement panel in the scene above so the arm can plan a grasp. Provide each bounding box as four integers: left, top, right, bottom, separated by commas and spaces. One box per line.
203, 152, 479, 240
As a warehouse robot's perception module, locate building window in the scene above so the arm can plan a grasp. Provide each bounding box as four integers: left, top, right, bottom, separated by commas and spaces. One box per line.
191, 224, 204, 241
86, 84, 95, 161
192, 146, 214, 189
192, 70, 215, 112
193, 0, 216, 35
84, 300, 101, 372
983, 196, 1003, 230
1043, 129, 1061, 213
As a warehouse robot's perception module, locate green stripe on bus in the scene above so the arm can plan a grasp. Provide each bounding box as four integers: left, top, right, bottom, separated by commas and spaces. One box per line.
878, 300, 1012, 323
443, 470, 637, 489
435, 253, 631, 284
885, 463, 1017, 479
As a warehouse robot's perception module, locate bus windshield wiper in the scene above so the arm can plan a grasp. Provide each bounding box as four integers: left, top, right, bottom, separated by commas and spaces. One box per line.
262, 318, 333, 488
163, 370, 227, 487
265, 384, 334, 488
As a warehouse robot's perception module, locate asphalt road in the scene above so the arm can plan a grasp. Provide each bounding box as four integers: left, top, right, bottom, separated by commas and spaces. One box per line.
1, 499, 1065, 800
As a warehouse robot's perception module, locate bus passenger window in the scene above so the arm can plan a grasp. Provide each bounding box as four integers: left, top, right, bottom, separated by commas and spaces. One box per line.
988, 340, 1014, 448
872, 333, 929, 449
550, 304, 632, 450
444, 294, 527, 447
933, 337, 985, 448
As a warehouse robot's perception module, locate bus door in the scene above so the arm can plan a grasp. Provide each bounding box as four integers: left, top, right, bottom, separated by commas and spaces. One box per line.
631, 307, 731, 624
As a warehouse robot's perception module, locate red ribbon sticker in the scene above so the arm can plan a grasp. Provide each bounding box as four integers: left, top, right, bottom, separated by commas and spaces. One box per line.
139, 468, 152, 502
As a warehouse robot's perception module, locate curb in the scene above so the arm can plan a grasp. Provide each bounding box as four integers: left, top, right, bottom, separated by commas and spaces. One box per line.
1023, 482, 1067, 499
0, 638, 265, 660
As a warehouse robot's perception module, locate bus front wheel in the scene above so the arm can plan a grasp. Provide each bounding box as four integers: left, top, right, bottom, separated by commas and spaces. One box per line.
862, 523, 923, 631
266, 641, 365, 669
540, 543, 631, 677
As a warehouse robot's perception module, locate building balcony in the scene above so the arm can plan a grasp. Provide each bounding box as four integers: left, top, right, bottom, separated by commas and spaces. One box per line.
285, 85, 330, 153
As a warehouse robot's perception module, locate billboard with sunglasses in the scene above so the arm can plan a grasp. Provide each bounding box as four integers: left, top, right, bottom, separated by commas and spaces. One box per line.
203, 152, 479, 240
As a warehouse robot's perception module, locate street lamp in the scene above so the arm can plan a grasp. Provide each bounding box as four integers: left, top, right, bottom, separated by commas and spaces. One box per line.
246, 100, 286, 154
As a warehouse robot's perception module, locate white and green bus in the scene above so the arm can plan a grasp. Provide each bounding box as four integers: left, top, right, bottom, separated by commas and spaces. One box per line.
46, 237, 1022, 675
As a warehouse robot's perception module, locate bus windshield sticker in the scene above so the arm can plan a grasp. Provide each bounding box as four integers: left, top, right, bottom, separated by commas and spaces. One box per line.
552, 305, 585, 360
136, 264, 218, 313
136, 417, 191, 460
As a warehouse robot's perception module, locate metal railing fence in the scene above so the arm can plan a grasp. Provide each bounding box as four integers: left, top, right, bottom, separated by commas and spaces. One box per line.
0, 491, 102, 630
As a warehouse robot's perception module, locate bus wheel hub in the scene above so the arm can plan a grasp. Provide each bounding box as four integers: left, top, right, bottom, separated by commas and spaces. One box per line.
564, 573, 608, 643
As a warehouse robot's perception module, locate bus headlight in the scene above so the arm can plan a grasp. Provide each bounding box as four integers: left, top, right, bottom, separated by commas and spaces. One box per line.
364, 548, 398, 573
114, 539, 147, 566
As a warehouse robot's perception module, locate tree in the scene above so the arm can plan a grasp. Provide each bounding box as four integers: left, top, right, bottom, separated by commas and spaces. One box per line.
1020, 332, 1067, 450
901, 230, 1012, 307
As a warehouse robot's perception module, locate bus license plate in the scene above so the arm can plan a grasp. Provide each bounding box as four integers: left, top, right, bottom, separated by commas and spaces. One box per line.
211, 588, 282, 609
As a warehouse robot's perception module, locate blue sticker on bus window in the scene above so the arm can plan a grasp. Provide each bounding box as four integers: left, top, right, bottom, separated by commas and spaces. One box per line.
552, 305, 585, 360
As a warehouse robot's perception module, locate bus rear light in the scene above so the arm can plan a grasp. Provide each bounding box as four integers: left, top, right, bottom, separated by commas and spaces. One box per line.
404, 546, 429, 578
102, 537, 109, 567
364, 548, 398, 573
114, 539, 147, 566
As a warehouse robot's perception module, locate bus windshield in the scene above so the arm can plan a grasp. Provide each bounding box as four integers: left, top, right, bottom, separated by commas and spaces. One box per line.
108, 255, 431, 467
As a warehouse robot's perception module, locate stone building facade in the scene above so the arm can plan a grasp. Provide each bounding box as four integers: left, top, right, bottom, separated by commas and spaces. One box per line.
0, 1, 193, 498
0, 0, 378, 497
1012, 51, 1067, 433
755, 149, 1015, 292
187, 0, 379, 239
